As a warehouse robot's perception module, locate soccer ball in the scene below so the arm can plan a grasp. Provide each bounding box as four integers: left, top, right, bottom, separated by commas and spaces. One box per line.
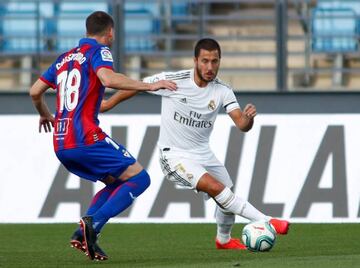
241, 221, 276, 252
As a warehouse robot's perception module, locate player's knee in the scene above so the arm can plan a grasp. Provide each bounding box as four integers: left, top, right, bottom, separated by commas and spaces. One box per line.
119, 161, 144, 180
101, 175, 117, 185
140, 169, 151, 190
130, 169, 151, 195
197, 173, 225, 196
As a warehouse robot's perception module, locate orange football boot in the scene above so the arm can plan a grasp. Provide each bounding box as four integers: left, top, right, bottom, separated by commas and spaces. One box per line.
216, 238, 247, 250
269, 218, 290, 235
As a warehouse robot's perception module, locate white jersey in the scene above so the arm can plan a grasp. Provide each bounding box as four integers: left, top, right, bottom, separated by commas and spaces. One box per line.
144, 69, 240, 160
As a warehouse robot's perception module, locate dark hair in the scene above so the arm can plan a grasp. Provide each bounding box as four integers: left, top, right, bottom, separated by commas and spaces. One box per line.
86, 11, 114, 36
194, 38, 221, 58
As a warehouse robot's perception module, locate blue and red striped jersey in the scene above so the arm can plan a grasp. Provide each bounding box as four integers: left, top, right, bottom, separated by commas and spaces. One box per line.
40, 38, 114, 151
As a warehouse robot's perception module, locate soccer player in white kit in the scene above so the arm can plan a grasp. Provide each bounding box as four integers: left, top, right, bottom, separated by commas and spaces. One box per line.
101, 38, 290, 249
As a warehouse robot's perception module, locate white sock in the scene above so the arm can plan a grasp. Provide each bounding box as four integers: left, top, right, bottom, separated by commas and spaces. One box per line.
214, 187, 270, 222
215, 207, 235, 244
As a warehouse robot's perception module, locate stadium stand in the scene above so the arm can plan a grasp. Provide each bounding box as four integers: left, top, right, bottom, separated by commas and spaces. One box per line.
125, 2, 161, 17
311, 0, 359, 86
124, 9, 158, 52
0, 2, 52, 53
54, 2, 158, 52
0, 1, 161, 53
0, 0, 359, 92
312, 8, 358, 53
55, 2, 108, 51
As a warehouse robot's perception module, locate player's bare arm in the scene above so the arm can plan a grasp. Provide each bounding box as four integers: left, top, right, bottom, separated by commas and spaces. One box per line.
228, 103, 256, 132
100, 90, 138, 113
97, 68, 177, 92
29, 79, 55, 133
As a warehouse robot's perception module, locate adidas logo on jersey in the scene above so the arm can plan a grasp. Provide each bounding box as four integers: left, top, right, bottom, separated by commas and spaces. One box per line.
180, 98, 187, 104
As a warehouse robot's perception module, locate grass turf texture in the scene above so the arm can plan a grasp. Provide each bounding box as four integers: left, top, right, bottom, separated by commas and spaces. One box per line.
0, 223, 359, 268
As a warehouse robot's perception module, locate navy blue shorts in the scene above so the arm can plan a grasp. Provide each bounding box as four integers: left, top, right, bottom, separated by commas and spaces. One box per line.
55, 137, 136, 182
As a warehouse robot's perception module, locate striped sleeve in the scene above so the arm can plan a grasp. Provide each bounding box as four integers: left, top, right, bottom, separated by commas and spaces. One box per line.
143, 72, 175, 97
223, 89, 240, 113
164, 70, 190, 81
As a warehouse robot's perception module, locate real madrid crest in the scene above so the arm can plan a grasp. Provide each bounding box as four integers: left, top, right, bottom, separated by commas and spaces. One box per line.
208, 100, 216, 111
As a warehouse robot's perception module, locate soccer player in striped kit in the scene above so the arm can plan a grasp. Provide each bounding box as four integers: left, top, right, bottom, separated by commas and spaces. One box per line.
29, 11, 176, 261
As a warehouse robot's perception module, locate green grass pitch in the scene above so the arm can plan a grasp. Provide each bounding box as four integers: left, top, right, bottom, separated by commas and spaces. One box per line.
1, 223, 359, 267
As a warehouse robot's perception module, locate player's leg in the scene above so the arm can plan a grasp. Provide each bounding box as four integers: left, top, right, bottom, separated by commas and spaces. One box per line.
214, 206, 246, 250
159, 151, 289, 232
197, 173, 269, 220
81, 162, 150, 259
159, 154, 246, 249
205, 165, 245, 249
159, 152, 289, 240
88, 161, 150, 235
73, 176, 121, 232
215, 206, 234, 243
70, 177, 122, 258
58, 138, 150, 260
196, 173, 289, 235
56, 146, 114, 260
215, 207, 234, 244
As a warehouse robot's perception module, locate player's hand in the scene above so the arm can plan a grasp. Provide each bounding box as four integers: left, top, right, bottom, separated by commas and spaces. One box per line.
39, 115, 55, 133
148, 80, 177, 91
243, 103, 257, 119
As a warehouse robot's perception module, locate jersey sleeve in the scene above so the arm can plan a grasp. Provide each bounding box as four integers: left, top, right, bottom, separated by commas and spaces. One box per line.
40, 62, 57, 89
222, 88, 240, 113
91, 46, 114, 73
143, 72, 175, 97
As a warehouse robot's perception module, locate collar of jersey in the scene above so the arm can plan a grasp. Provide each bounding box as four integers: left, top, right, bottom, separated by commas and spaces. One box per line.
79, 38, 100, 46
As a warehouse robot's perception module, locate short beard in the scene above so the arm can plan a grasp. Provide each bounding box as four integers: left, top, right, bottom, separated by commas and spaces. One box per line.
196, 66, 214, 83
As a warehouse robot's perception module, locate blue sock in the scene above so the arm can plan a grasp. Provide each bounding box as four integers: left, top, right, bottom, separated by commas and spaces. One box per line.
87, 180, 123, 215
91, 169, 151, 233
75, 180, 123, 237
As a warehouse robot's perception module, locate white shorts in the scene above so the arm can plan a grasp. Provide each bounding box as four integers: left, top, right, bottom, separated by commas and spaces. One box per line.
159, 148, 233, 191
